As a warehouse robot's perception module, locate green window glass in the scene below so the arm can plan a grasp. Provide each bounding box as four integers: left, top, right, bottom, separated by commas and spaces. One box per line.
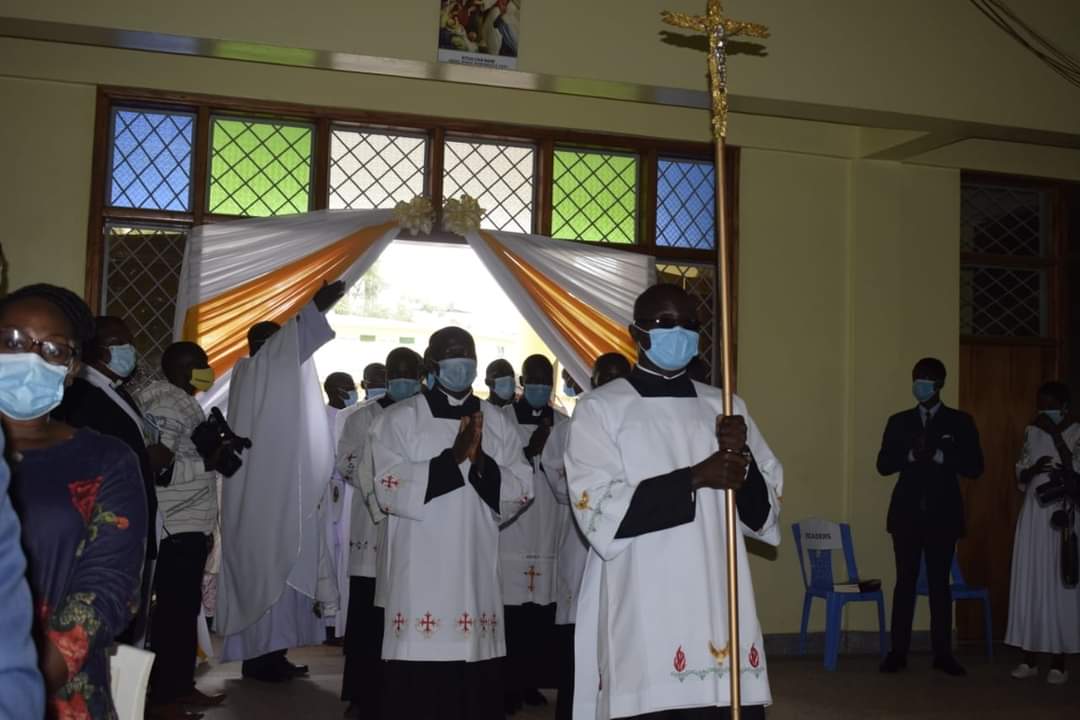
551, 149, 638, 244
208, 118, 313, 216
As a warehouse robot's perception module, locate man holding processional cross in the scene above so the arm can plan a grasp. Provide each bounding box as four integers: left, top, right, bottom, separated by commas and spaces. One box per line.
565, 3, 779, 718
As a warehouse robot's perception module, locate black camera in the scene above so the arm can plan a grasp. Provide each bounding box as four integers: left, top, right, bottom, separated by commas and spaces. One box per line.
191, 407, 252, 477
1035, 468, 1079, 507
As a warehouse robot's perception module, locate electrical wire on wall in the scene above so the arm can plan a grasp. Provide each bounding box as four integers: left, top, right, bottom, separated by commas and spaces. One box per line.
970, 0, 1080, 89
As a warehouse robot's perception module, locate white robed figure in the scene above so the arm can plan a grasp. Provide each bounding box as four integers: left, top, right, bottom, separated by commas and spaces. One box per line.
543, 352, 631, 720
368, 327, 534, 720
566, 285, 783, 720
321, 371, 359, 639
500, 355, 566, 706
1006, 381, 1080, 685
336, 350, 422, 715
216, 280, 346, 680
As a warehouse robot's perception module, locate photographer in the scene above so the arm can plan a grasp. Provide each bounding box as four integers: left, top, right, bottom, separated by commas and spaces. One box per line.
1006, 381, 1080, 685
136, 341, 227, 715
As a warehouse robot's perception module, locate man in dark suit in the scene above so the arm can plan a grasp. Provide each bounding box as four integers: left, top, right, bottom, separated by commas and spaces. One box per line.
53, 316, 163, 640
877, 357, 984, 676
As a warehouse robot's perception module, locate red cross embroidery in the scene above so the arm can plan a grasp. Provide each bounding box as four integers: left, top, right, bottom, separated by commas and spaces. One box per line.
346, 453, 356, 463
457, 613, 473, 634
488, 614, 498, 633
392, 612, 407, 634
524, 565, 542, 593
381, 476, 400, 490
416, 612, 439, 637
479, 613, 490, 635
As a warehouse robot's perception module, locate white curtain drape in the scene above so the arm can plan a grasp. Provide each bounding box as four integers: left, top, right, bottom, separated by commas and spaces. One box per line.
173, 209, 399, 410
467, 229, 654, 387
170, 209, 654, 406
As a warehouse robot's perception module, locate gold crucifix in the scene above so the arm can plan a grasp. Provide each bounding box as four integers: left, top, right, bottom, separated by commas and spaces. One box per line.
662, 0, 769, 139
661, 3, 768, 719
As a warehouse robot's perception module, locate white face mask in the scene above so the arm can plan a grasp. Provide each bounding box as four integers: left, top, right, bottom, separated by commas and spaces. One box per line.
0, 353, 68, 420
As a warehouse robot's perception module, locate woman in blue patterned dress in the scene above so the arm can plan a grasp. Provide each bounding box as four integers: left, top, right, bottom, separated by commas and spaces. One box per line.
1, 284, 147, 720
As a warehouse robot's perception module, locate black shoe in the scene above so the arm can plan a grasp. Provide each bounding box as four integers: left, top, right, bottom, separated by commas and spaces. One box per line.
277, 657, 310, 677
933, 655, 967, 677
879, 653, 907, 673
522, 688, 548, 706
241, 663, 292, 683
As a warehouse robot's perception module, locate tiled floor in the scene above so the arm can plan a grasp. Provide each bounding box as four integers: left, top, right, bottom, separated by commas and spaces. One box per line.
191, 644, 1079, 719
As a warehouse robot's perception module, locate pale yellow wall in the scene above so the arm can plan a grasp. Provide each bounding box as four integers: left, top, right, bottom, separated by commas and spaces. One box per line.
3, 0, 1079, 135
844, 161, 961, 633
739, 154, 960, 635
738, 149, 851, 632
0, 76, 95, 294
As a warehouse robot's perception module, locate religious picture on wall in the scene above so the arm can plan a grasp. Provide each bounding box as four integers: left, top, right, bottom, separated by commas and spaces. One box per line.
438, 0, 520, 70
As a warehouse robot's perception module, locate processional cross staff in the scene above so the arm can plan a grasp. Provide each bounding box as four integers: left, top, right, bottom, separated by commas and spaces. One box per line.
661, 2, 768, 717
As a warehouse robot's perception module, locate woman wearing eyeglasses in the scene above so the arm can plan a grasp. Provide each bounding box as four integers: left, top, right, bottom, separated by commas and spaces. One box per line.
1, 284, 147, 720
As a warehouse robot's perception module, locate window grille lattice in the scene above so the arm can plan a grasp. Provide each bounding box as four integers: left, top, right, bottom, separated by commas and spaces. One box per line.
657, 158, 715, 250
960, 181, 1052, 338
329, 129, 427, 209
552, 150, 637, 244
961, 184, 1047, 257
208, 118, 313, 216
444, 139, 535, 233
103, 225, 187, 373
960, 265, 1046, 337
109, 109, 194, 211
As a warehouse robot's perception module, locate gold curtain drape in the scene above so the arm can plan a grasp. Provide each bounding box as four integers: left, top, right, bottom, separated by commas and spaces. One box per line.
181, 221, 396, 377
478, 230, 636, 366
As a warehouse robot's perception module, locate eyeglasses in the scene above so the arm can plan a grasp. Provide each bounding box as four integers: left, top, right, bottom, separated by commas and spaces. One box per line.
0, 327, 77, 366
634, 317, 702, 332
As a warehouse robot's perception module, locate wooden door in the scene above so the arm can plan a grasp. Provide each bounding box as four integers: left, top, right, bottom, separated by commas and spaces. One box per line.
957, 342, 1058, 642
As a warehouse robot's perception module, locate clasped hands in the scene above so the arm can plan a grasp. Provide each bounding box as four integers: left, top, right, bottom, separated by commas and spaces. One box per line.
691, 415, 750, 492
453, 412, 485, 464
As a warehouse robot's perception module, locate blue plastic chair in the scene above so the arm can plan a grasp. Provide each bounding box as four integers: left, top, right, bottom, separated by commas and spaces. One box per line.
792, 519, 887, 671
916, 552, 993, 658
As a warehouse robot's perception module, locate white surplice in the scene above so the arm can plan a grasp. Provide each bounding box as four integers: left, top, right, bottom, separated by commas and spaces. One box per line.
370, 389, 534, 662
321, 403, 352, 634
499, 403, 567, 607
217, 302, 336, 660
1005, 422, 1080, 654
566, 376, 783, 719
540, 418, 590, 626
336, 398, 389, 582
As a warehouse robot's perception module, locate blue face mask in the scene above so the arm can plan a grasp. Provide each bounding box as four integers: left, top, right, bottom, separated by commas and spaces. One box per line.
1041, 409, 1065, 425
388, 378, 421, 402
343, 390, 359, 407
524, 384, 552, 409
492, 376, 515, 401
437, 357, 477, 393
366, 387, 387, 401
105, 343, 136, 378
637, 326, 700, 372
562, 382, 577, 398
425, 371, 436, 389
913, 379, 937, 404
0, 353, 69, 421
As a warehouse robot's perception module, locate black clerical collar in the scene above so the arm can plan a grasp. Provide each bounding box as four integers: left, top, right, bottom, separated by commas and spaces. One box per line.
377, 396, 395, 409
513, 399, 554, 426
627, 365, 697, 398
423, 387, 481, 419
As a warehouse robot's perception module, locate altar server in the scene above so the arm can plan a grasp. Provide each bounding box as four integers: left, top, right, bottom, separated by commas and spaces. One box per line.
337, 349, 421, 718
370, 326, 533, 720
567, 284, 783, 719
544, 352, 630, 720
